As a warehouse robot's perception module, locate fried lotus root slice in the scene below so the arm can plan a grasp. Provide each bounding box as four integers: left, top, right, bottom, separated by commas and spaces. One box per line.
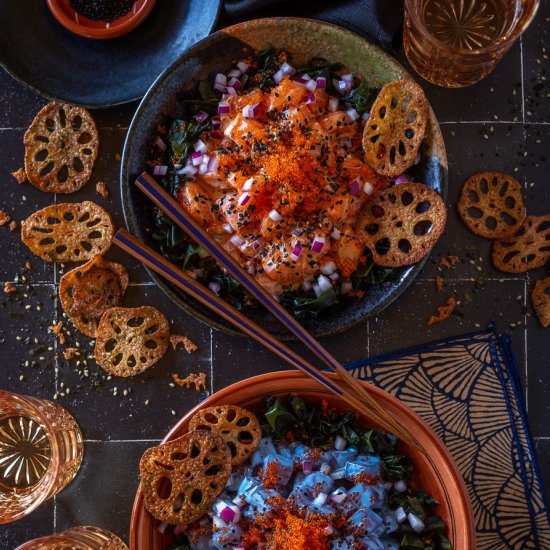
95, 306, 169, 377
189, 406, 261, 466
458, 172, 525, 239
356, 182, 446, 267
492, 215, 550, 273
532, 277, 550, 328
140, 431, 231, 527
24, 102, 99, 193
21, 201, 114, 262
59, 255, 129, 338
363, 80, 428, 177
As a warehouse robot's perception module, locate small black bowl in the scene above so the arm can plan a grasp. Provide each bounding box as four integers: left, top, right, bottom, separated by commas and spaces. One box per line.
121, 18, 448, 339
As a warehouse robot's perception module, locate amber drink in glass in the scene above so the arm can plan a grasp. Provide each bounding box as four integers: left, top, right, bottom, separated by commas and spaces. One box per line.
14, 525, 128, 549
0, 390, 83, 523
404, 0, 539, 87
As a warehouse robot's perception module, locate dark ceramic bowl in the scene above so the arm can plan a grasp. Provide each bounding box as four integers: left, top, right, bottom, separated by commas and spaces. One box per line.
121, 18, 448, 339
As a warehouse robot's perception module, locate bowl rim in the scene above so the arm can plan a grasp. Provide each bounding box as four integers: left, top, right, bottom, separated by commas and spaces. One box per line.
129, 370, 475, 549
45, 0, 157, 40
120, 17, 448, 339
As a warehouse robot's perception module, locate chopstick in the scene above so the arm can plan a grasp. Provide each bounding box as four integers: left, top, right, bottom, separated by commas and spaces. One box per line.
113, 228, 419, 449
133, 172, 418, 448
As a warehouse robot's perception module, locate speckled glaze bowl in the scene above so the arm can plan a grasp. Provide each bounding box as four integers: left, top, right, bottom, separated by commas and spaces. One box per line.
121, 18, 448, 338
129, 371, 475, 550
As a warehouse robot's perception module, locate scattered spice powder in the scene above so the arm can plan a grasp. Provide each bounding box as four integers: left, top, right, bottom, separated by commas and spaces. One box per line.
435, 274, 445, 292
115, 153, 121, 162
63, 347, 79, 361
3, 281, 16, 294
0, 210, 10, 226
439, 255, 460, 270
25, 261, 32, 270
8, 220, 18, 232
48, 321, 66, 345
170, 334, 198, 353
11, 168, 27, 184
172, 372, 207, 391
427, 293, 457, 326
96, 181, 109, 198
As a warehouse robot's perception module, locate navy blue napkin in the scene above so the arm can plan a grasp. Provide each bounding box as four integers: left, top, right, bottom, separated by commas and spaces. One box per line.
222, 0, 405, 52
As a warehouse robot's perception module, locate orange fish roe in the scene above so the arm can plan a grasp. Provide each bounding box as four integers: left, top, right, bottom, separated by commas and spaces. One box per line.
240, 494, 348, 550
262, 460, 280, 490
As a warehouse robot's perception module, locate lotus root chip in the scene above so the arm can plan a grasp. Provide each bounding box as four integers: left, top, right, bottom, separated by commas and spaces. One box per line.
363, 80, 428, 177
492, 215, 550, 273
95, 306, 169, 377
532, 277, 550, 328
21, 201, 114, 262
60, 255, 129, 338
24, 102, 99, 193
458, 172, 525, 239
189, 406, 262, 465
140, 431, 231, 527
355, 182, 446, 267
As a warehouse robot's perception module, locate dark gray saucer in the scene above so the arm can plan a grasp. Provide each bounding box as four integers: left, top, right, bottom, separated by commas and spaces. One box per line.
121, 18, 448, 339
0, 0, 221, 108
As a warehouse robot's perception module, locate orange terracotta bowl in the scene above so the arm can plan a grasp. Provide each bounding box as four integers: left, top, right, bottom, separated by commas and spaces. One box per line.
130, 371, 475, 549
46, 0, 156, 40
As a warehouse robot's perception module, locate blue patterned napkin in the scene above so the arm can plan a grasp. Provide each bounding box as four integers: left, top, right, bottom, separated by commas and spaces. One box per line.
346, 327, 550, 549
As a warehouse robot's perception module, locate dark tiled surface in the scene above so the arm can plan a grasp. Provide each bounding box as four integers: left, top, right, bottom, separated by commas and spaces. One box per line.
1, 9, 549, 549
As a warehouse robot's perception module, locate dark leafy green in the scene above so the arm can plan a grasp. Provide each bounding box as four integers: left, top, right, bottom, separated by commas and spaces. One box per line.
168, 119, 212, 165
343, 80, 379, 114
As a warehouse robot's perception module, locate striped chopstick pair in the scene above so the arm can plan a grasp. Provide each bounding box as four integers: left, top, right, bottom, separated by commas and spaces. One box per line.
113, 172, 420, 450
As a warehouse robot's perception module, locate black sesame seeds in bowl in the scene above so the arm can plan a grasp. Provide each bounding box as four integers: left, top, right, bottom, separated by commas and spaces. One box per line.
46, 0, 157, 40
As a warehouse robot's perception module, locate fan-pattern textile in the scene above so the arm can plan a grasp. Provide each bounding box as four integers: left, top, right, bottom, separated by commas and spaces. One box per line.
346, 328, 550, 549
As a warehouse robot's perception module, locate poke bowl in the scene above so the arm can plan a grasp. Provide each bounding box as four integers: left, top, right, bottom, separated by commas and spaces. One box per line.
121, 18, 448, 338
130, 371, 474, 549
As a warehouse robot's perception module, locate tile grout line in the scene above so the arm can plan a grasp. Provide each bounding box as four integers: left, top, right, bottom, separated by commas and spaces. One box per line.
209, 328, 214, 396
83, 439, 162, 443
366, 319, 370, 359
524, 272, 529, 412
520, 36, 526, 123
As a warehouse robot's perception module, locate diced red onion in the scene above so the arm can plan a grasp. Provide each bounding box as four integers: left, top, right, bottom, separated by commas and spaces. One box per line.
394, 480, 407, 493
173, 163, 183, 169
193, 110, 209, 123
218, 101, 230, 115
222, 223, 233, 234
313, 493, 328, 507
330, 488, 347, 502
294, 75, 310, 85
208, 281, 221, 294
243, 177, 255, 191
273, 69, 285, 84
225, 86, 237, 96
362, 111, 371, 120
328, 97, 339, 112
305, 92, 316, 105
302, 460, 313, 474
320, 463, 331, 475
329, 273, 339, 280
215, 73, 227, 85
268, 209, 282, 222
290, 243, 302, 261
334, 435, 347, 450
194, 139, 208, 153
157, 522, 169, 534
340, 281, 353, 295
341, 73, 353, 82
207, 156, 220, 174
214, 82, 228, 93
212, 515, 227, 529
336, 79, 352, 93
350, 178, 361, 196
242, 102, 261, 119
212, 115, 222, 126
302, 280, 312, 291
230, 234, 245, 247
252, 239, 262, 250
280, 62, 296, 76
237, 61, 252, 74
346, 108, 360, 121
306, 79, 317, 92
363, 181, 374, 195
153, 136, 166, 151
311, 236, 325, 253
320, 261, 336, 275
408, 513, 425, 533
395, 507, 407, 523
198, 162, 209, 174
316, 77, 327, 89
238, 192, 250, 207
153, 165, 167, 176
312, 284, 322, 298
331, 228, 341, 240
330, 469, 346, 481
228, 77, 241, 90
191, 151, 203, 166
227, 68, 242, 78
220, 505, 237, 523
177, 164, 198, 177
324, 526, 334, 536
318, 274, 332, 292
395, 174, 409, 185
